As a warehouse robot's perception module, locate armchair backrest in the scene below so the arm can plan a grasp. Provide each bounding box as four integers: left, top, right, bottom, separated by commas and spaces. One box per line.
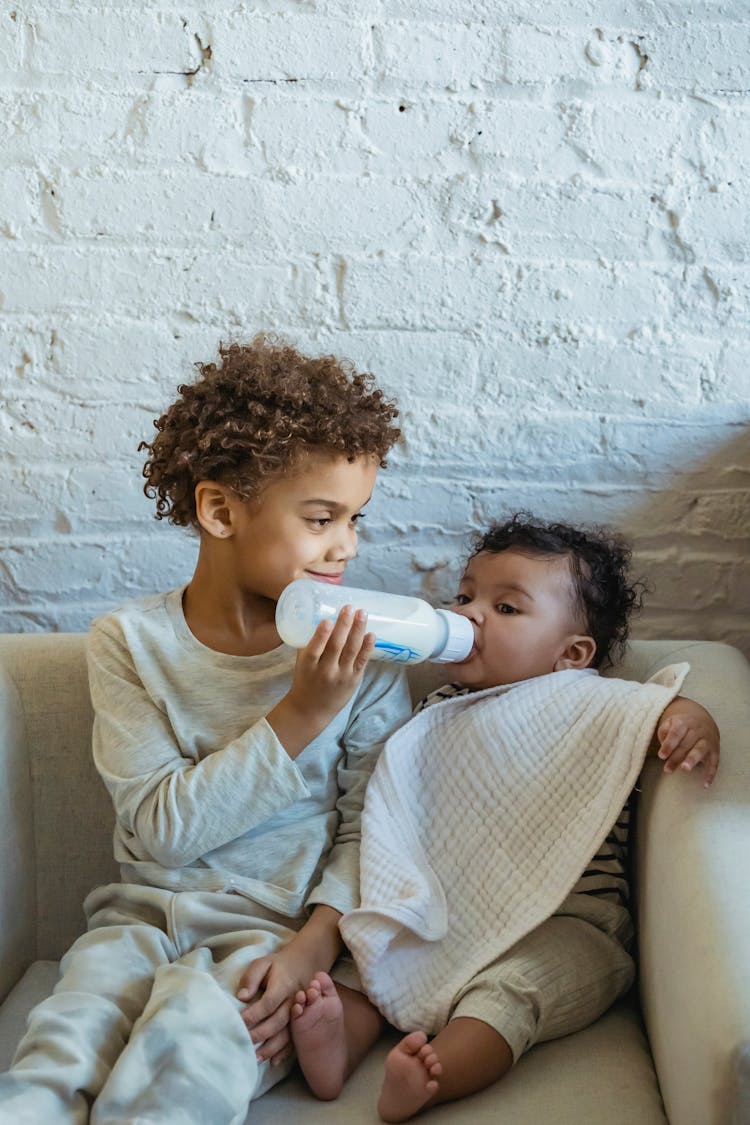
0, 634, 118, 968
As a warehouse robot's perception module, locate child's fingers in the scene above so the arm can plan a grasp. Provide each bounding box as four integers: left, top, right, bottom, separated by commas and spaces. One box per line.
352, 630, 376, 674
242, 971, 291, 1031
299, 618, 335, 663
312, 606, 355, 666
300, 608, 373, 672
255, 1026, 291, 1064
337, 609, 370, 666
247, 1002, 291, 1047
318, 608, 375, 676
236, 956, 271, 1003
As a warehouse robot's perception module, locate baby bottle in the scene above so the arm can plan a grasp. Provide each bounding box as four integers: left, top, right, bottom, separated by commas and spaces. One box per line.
275, 579, 474, 666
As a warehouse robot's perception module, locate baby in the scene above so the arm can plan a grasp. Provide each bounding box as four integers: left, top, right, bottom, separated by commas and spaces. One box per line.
288, 514, 720, 1122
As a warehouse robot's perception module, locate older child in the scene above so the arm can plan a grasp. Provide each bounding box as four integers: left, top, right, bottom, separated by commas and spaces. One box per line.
290, 514, 720, 1122
0, 336, 412, 1124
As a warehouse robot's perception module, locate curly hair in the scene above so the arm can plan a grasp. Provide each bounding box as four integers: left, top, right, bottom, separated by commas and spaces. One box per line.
469, 513, 647, 669
139, 334, 401, 528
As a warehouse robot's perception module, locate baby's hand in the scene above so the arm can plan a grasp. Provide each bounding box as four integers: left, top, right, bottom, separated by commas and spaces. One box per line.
654, 697, 720, 788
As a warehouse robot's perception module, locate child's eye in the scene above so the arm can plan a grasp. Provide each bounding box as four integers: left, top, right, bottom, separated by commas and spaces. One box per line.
454, 594, 470, 606
350, 512, 366, 525
307, 517, 332, 528
497, 603, 518, 614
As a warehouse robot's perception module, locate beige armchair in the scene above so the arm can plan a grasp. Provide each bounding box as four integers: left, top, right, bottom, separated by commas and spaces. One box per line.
0, 633, 748, 1124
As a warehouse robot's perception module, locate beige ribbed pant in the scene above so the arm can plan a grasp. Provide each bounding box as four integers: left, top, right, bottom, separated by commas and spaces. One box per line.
0, 883, 309, 1125
450, 893, 636, 1061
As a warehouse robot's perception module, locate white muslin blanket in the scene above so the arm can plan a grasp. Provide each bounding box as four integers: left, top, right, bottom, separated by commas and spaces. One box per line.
340, 663, 689, 1033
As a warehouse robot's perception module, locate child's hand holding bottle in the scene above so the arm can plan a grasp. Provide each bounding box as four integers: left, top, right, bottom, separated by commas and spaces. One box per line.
267, 607, 375, 758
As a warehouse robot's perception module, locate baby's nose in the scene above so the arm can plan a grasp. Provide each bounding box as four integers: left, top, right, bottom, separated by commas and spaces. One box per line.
454, 604, 482, 625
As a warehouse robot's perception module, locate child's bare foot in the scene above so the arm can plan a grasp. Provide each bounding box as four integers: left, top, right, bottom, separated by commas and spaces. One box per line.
290, 971, 347, 1101
378, 1031, 442, 1122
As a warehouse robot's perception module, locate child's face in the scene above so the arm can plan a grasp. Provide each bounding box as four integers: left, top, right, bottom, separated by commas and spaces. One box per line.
445, 548, 594, 690
228, 452, 379, 603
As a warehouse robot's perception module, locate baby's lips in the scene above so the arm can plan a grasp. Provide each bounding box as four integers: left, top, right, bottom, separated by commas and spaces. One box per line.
451, 641, 478, 665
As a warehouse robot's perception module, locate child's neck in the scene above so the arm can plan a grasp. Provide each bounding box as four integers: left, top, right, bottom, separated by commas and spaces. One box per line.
183, 554, 282, 657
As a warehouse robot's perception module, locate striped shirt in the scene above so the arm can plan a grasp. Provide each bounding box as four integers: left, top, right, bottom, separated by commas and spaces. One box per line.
417, 683, 631, 906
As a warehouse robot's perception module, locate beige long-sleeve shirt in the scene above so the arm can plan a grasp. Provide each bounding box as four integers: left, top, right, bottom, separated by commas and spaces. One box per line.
88, 588, 412, 920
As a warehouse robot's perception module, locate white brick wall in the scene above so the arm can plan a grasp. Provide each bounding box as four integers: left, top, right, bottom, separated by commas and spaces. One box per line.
1, 3, 749, 657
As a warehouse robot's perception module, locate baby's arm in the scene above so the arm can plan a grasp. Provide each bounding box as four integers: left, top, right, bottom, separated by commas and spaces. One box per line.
648, 695, 720, 787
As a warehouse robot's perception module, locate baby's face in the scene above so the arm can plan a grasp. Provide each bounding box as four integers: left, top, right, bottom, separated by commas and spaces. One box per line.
444, 548, 593, 690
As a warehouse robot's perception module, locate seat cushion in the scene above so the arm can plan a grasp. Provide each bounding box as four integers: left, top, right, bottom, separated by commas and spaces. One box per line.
0, 961, 60, 1071
0, 964, 667, 1123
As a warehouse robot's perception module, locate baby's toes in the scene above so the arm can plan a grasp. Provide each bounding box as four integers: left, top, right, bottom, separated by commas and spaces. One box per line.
418, 1044, 441, 1074
401, 1031, 428, 1055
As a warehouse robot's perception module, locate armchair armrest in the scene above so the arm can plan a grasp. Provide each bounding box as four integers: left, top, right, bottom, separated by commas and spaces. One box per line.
634, 642, 750, 1125
0, 664, 37, 1003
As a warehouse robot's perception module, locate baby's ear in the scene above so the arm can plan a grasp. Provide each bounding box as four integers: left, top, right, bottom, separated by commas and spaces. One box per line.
554, 635, 597, 672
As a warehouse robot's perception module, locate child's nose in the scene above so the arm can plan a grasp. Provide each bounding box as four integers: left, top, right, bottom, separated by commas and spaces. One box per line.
328, 524, 358, 561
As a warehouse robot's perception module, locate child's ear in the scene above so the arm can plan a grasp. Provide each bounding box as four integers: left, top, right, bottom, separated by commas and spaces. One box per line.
194, 482, 235, 539
554, 635, 597, 672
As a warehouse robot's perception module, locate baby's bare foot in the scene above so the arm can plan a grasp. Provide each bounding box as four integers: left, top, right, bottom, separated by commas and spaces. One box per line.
290, 971, 347, 1101
378, 1031, 442, 1122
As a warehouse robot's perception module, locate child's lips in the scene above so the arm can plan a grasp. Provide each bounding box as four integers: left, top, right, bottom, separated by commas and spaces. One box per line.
306, 570, 344, 585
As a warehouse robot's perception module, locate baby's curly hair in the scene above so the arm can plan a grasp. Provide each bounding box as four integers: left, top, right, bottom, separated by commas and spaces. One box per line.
139, 334, 401, 528
470, 513, 647, 669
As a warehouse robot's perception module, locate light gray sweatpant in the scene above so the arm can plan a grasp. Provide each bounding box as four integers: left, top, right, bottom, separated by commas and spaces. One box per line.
0, 883, 307, 1125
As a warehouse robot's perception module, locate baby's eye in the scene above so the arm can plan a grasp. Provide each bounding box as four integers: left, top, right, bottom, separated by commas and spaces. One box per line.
497, 603, 518, 614
454, 594, 470, 606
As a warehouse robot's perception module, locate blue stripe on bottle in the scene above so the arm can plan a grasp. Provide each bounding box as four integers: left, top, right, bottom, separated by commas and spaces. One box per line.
373, 640, 423, 663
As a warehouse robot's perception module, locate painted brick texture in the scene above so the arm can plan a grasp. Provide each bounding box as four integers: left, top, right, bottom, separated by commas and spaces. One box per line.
0, 3, 748, 656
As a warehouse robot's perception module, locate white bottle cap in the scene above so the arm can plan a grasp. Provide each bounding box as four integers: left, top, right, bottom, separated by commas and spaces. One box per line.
432, 610, 474, 663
